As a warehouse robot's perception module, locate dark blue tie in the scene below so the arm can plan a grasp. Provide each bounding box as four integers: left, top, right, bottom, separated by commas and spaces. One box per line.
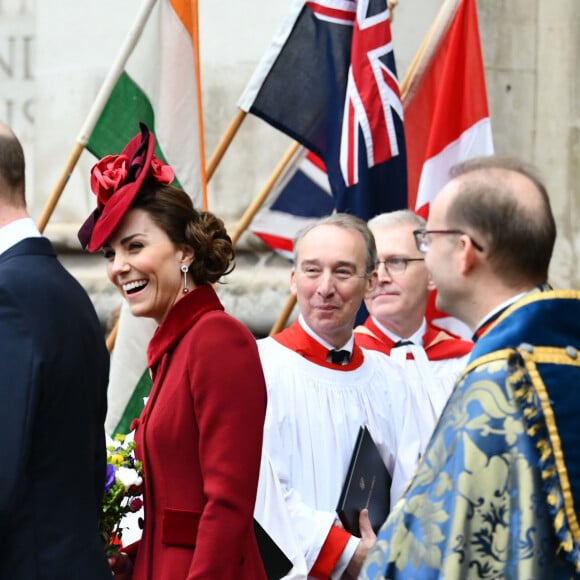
393, 340, 414, 348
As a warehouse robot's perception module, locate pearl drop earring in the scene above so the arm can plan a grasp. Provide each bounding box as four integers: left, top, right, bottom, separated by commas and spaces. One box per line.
181, 264, 189, 293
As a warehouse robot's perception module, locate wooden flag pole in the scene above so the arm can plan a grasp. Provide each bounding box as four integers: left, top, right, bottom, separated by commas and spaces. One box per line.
400, 0, 459, 100
191, 0, 208, 211
231, 140, 300, 246
36, 0, 159, 234
206, 110, 247, 181
36, 142, 85, 233
269, 294, 297, 336
106, 323, 119, 353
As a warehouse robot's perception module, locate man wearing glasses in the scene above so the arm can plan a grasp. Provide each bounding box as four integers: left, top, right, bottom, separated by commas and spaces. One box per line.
360, 156, 580, 579
355, 210, 473, 453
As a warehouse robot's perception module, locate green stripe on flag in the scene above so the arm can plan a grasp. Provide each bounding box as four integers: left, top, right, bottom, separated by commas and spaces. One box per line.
87, 72, 181, 188
87, 72, 155, 157
113, 368, 153, 436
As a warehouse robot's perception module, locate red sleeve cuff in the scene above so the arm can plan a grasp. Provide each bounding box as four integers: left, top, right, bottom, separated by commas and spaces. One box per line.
310, 525, 351, 579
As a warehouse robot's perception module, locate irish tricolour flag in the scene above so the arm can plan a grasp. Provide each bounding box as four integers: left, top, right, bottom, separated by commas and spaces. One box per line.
402, 0, 493, 216
80, 0, 202, 435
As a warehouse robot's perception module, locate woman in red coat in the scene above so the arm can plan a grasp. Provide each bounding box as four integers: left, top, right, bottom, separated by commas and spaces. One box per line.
78, 124, 268, 579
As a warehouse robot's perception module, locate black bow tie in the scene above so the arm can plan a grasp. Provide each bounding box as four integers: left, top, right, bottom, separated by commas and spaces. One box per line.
393, 340, 414, 348
327, 349, 351, 365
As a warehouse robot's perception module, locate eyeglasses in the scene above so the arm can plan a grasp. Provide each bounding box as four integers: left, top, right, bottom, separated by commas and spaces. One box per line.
375, 257, 425, 274
412, 229, 484, 253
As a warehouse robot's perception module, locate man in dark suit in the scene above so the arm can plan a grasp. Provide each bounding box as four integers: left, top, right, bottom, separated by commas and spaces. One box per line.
0, 123, 111, 578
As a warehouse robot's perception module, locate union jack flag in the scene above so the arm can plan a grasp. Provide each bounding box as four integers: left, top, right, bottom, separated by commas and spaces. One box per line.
341, 0, 403, 186
239, 0, 407, 222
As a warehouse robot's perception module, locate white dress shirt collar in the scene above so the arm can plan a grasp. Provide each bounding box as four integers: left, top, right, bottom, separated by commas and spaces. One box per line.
298, 314, 354, 353
372, 315, 426, 347
0, 217, 42, 256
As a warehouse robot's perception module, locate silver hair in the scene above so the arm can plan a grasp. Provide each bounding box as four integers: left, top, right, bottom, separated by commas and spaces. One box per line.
367, 209, 426, 231
293, 213, 377, 276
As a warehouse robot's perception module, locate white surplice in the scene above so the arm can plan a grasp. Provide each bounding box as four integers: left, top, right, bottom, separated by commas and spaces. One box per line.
257, 337, 420, 574
389, 345, 470, 453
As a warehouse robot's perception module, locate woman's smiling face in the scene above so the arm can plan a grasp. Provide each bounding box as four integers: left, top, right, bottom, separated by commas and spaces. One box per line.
103, 208, 192, 325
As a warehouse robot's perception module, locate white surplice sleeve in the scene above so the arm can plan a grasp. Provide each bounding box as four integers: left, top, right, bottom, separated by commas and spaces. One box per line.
390, 346, 470, 454
254, 451, 309, 579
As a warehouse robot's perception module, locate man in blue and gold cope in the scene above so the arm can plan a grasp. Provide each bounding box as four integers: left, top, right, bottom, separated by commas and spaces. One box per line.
360, 155, 580, 579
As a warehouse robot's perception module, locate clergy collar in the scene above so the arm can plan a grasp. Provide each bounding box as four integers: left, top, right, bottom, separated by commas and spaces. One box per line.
297, 314, 354, 354
371, 315, 426, 347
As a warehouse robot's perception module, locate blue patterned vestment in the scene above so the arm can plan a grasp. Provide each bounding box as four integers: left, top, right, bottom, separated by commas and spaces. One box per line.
361, 289, 580, 579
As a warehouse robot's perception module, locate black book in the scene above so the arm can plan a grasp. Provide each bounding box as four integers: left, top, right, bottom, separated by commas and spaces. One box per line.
253, 518, 293, 580
336, 426, 392, 537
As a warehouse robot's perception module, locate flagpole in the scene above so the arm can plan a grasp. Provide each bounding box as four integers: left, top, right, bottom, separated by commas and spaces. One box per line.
36, 0, 159, 233
400, 0, 460, 101
106, 324, 119, 353
190, 0, 209, 210
270, 295, 297, 336
206, 110, 247, 181
231, 141, 300, 246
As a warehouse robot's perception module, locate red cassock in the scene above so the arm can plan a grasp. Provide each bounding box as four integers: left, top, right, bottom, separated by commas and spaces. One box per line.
131, 284, 267, 579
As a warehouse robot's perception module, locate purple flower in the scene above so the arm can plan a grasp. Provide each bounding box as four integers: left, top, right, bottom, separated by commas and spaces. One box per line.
104, 463, 116, 493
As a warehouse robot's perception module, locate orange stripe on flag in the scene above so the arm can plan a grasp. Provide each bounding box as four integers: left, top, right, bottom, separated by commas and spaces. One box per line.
170, 0, 194, 39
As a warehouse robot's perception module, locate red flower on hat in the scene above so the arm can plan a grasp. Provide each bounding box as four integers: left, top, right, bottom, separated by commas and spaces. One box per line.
90, 154, 130, 209
89, 152, 174, 211
150, 157, 174, 184
79, 123, 176, 251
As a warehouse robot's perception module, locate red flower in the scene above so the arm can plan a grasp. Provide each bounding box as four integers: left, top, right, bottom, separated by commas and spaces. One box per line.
150, 157, 175, 184
89, 152, 174, 212
90, 154, 130, 209
129, 497, 144, 512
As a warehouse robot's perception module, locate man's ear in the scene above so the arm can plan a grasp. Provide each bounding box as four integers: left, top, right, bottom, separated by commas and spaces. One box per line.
290, 268, 298, 296
459, 235, 478, 275
365, 271, 378, 295
426, 272, 436, 292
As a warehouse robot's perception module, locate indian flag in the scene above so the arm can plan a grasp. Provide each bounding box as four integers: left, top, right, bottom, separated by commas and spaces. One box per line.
84, 0, 202, 201
81, 0, 202, 435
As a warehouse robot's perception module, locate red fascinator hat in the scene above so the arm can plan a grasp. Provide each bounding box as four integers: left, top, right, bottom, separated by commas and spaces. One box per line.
78, 123, 175, 252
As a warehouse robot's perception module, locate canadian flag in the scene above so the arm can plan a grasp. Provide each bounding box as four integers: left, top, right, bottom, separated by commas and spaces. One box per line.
402, 0, 494, 336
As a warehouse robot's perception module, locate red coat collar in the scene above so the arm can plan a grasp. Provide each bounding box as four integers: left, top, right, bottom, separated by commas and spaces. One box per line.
147, 284, 224, 369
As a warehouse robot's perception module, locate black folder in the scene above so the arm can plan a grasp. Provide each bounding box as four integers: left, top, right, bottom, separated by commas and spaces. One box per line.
254, 518, 293, 580
336, 426, 392, 537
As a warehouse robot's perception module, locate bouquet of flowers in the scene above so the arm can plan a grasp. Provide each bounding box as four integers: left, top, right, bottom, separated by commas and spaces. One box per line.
100, 433, 144, 555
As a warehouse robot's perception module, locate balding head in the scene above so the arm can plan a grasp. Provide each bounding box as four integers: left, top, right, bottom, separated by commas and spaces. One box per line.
0, 121, 26, 209
443, 155, 555, 287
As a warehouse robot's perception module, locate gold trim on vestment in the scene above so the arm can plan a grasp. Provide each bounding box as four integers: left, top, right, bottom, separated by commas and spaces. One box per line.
519, 348, 580, 551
